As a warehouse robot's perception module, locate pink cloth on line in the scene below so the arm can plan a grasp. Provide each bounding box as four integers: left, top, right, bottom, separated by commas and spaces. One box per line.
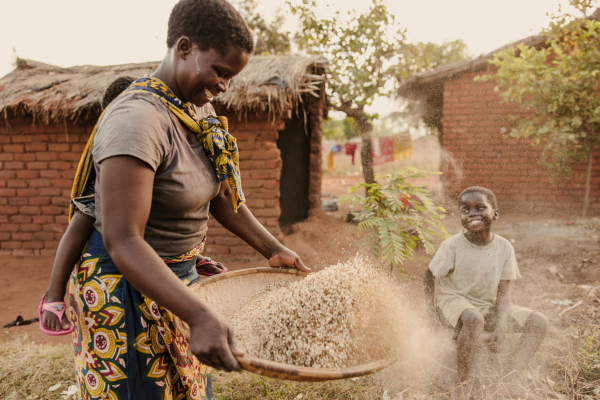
345, 142, 358, 165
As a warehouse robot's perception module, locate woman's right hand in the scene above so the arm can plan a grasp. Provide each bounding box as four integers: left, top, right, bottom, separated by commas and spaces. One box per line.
187, 308, 245, 372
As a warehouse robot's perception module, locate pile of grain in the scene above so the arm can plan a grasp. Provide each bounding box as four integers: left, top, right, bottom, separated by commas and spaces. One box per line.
229, 257, 404, 368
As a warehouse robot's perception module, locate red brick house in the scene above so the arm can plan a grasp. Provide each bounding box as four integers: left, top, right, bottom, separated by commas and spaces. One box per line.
0, 56, 327, 256
398, 36, 600, 215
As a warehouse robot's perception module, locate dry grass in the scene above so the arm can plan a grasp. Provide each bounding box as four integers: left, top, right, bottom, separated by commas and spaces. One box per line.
0, 334, 76, 399
1, 324, 598, 399
212, 371, 391, 400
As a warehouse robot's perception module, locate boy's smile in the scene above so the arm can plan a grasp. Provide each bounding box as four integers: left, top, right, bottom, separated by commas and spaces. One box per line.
459, 192, 498, 243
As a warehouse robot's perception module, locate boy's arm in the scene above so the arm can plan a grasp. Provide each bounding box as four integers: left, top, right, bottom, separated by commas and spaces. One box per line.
424, 268, 437, 323
45, 210, 95, 302
488, 279, 511, 352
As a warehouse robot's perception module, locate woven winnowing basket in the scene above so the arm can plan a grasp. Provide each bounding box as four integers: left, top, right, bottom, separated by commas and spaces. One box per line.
174, 267, 397, 382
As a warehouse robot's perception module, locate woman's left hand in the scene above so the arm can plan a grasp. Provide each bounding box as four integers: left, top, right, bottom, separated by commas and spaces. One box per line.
269, 248, 311, 272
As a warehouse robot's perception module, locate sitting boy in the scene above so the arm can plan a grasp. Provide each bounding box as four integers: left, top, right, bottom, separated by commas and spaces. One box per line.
424, 186, 548, 398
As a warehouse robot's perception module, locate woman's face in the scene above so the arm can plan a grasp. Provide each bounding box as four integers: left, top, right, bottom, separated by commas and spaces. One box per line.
175, 40, 251, 107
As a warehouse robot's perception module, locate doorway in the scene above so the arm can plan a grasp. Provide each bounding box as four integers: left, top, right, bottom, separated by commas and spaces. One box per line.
277, 114, 311, 227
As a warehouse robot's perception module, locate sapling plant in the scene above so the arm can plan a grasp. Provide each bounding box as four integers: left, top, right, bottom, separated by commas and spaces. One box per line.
340, 167, 449, 271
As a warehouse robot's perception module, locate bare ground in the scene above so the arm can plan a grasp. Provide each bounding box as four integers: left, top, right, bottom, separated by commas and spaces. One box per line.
1, 171, 600, 398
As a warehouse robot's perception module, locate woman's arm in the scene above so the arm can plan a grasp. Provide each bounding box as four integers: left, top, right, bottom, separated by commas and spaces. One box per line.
44, 210, 95, 329
209, 182, 310, 272
100, 155, 243, 371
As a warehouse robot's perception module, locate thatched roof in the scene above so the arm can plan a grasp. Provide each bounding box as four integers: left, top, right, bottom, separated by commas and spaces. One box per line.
397, 8, 600, 106
0, 55, 327, 124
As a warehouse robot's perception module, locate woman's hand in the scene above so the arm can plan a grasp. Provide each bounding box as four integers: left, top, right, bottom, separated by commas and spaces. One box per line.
187, 308, 245, 371
210, 183, 311, 273
269, 247, 311, 272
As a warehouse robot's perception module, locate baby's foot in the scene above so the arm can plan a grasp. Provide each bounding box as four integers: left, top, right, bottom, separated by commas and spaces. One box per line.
43, 296, 71, 331
196, 256, 226, 275
197, 262, 223, 274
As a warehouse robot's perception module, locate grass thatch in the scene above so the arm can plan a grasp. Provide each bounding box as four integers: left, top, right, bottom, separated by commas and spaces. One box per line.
0, 55, 327, 125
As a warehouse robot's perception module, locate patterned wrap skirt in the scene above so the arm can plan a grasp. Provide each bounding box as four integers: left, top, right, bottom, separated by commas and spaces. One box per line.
68, 229, 212, 400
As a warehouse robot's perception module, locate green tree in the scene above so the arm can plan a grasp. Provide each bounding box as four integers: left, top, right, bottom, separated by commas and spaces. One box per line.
478, 0, 600, 216
396, 39, 470, 80
322, 118, 344, 140
237, 0, 291, 55
396, 40, 471, 133
342, 117, 361, 140
341, 168, 448, 271
290, 0, 404, 183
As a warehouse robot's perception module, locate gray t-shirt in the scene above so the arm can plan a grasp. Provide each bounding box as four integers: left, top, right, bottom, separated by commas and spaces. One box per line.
429, 232, 521, 314
92, 91, 220, 256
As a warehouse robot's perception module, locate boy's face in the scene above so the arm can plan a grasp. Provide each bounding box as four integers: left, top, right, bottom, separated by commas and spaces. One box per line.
459, 192, 498, 233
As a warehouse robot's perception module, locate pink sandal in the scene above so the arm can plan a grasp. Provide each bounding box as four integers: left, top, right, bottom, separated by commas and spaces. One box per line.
38, 295, 74, 336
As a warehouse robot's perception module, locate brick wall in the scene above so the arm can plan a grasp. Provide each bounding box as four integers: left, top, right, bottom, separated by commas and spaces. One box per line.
441, 68, 600, 215
0, 110, 322, 256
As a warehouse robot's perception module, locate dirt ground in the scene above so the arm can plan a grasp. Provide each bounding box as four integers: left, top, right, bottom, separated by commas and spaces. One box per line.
2, 172, 599, 351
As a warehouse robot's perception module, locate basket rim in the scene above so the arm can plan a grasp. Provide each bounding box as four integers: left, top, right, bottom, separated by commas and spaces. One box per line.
188, 267, 309, 292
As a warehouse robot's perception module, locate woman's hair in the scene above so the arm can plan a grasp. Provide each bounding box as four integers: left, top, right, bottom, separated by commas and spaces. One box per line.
101, 76, 136, 110
167, 0, 254, 56
458, 186, 498, 210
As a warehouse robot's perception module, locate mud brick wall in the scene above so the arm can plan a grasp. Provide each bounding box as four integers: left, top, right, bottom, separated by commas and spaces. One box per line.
0, 111, 322, 256
441, 68, 600, 215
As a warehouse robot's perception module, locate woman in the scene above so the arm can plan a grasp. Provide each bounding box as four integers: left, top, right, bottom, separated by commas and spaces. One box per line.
68, 1, 309, 399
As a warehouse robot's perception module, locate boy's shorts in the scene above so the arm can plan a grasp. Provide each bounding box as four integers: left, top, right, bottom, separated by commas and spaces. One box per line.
437, 295, 535, 332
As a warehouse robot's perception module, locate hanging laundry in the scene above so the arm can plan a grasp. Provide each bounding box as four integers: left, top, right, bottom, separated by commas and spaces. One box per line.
371, 133, 412, 166
327, 149, 335, 171
345, 142, 358, 165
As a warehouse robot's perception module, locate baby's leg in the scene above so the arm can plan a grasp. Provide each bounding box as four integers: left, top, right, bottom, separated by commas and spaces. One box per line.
456, 308, 484, 383
510, 311, 548, 375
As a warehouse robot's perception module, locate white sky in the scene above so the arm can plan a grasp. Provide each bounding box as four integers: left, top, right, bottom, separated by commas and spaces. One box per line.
0, 0, 580, 118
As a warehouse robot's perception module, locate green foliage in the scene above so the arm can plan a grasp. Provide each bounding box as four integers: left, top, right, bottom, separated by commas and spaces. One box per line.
322, 117, 361, 140
396, 39, 471, 81
322, 118, 344, 140
393, 40, 470, 135
290, 0, 404, 117
340, 168, 449, 267
343, 117, 361, 140
477, 0, 600, 181
237, 0, 291, 55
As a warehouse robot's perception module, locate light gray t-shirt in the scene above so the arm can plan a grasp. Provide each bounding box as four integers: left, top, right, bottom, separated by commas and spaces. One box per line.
92, 91, 220, 256
429, 232, 521, 313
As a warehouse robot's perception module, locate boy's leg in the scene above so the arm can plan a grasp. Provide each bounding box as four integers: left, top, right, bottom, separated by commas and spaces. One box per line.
510, 311, 548, 376
456, 308, 485, 383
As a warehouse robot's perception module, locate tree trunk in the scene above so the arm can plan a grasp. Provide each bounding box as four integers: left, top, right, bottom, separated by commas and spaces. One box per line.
582, 151, 593, 218
358, 118, 375, 184
335, 105, 375, 184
